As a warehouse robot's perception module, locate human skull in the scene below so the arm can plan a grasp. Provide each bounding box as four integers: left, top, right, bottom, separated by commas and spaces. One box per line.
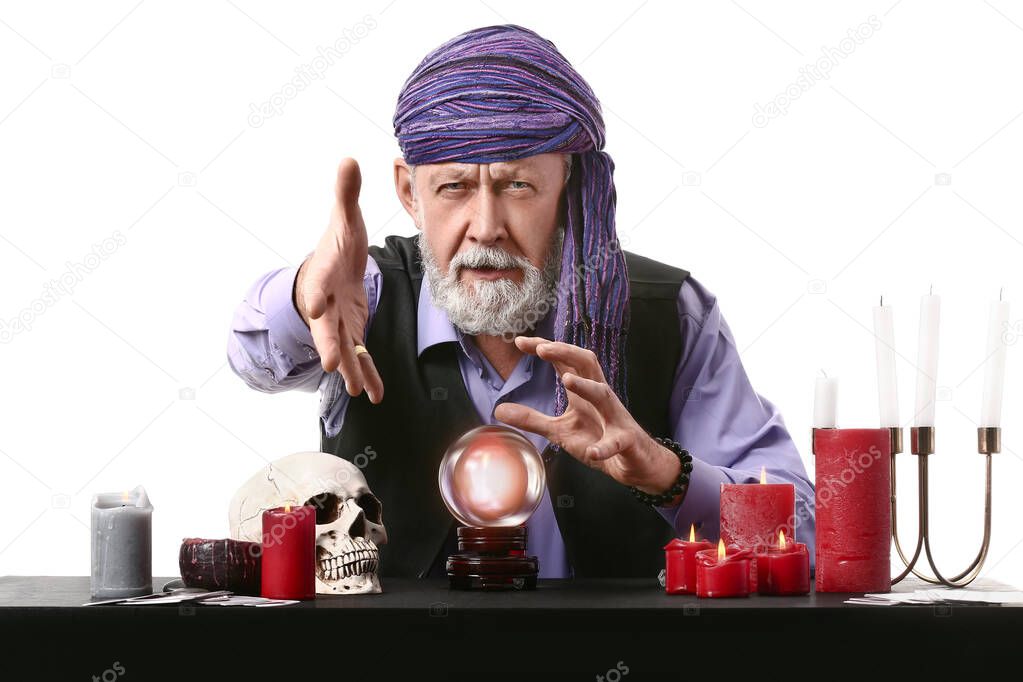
228, 451, 387, 595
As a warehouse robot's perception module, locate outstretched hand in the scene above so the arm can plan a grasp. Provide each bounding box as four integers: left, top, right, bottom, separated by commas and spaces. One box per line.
295, 158, 383, 404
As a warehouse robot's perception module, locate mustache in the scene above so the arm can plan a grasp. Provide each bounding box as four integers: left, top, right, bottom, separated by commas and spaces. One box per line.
450, 246, 531, 273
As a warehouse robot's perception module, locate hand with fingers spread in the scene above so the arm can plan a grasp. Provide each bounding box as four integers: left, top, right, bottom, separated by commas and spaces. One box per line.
294, 158, 384, 404
493, 337, 684, 499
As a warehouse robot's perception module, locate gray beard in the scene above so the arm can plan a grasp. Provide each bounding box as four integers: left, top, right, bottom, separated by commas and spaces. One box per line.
417, 228, 564, 339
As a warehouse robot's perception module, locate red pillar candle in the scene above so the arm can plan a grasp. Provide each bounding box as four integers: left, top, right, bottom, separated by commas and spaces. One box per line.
695, 541, 753, 598
813, 428, 891, 593
756, 530, 810, 595
664, 525, 713, 595
720, 468, 795, 591
261, 504, 316, 600
720, 468, 796, 552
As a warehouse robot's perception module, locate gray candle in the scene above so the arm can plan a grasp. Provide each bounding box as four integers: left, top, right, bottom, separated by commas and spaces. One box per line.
90, 485, 153, 599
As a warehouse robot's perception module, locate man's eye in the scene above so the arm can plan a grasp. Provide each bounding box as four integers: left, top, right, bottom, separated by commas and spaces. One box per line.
440, 182, 464, 191
508, 181, 530, 190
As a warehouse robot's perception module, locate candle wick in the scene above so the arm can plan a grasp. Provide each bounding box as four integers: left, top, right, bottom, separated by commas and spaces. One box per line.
880, 294, 883, 306
819, 369, 827, 378
1000, 287, 1004, 302
929, 283, 933, 295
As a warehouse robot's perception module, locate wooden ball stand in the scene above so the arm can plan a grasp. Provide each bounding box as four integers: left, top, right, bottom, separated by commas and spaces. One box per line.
446, 526, 538, 591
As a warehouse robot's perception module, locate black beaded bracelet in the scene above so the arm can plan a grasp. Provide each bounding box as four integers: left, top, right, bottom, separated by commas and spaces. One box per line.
628, 437, 693, 507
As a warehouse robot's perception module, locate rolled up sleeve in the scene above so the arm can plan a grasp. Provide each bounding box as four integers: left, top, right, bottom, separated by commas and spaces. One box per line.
227, 264, 322, 393
227, 255, 382, 405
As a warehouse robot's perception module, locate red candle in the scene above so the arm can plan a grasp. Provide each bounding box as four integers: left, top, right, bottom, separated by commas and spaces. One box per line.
261, 504, 316, 600
695, 541, 753, 598
720, 467, 795, 552
720, 468, 795, 591
756, 530, 810, 595
813, 428, 891, 593
663, 524, 713, 595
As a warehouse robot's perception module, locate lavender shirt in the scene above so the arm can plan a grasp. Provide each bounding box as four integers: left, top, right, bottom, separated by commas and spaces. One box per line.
228, 255, 816, 577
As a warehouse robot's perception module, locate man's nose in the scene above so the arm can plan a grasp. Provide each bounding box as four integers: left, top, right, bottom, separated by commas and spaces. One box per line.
467, 189, 507, 245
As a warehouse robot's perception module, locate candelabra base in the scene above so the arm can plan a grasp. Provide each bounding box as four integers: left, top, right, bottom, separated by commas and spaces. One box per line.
890, 426, 998, 587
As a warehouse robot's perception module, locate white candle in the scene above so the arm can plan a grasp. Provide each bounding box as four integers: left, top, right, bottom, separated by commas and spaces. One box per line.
90, 485, 153, 599
813, 375, 838, 428
872, 299, 900, 427
914, 293, 941, 427
980, 296, 1010, 427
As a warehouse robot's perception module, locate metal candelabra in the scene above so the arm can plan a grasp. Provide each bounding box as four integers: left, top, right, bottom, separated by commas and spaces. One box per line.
889, 425, 999, 587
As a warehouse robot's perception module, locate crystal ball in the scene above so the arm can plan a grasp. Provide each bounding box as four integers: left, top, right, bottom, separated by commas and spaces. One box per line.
438, 425, 546, 528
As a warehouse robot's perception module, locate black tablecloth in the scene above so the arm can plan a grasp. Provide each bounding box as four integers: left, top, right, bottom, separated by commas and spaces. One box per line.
1, 576, 1016, 677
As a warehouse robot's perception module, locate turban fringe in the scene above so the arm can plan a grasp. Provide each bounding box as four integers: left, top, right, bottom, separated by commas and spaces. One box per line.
393, 25, 631, 419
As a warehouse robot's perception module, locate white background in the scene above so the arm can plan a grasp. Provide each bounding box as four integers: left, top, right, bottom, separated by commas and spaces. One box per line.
1, 0, 1021, 585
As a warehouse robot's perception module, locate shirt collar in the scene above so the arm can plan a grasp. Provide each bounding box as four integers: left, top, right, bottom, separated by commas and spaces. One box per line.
416, 276, 558, 357
417, 276, 459, 356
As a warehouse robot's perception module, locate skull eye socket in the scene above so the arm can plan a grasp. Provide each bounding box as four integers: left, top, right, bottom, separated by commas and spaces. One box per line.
304, 493, 342, 524
357, 493, 383, 524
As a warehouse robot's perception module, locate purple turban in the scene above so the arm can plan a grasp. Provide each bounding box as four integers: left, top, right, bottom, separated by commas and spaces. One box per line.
393, 24, 630, 419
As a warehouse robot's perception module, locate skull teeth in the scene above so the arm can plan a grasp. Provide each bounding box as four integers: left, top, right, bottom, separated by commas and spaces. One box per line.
317, 537, 379, 581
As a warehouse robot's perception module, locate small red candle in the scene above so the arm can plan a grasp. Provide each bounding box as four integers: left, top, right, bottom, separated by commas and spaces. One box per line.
664, 524, 713, 595
756, 530, 810, 596
261, 504, 316, 600
695, 541, 753, 598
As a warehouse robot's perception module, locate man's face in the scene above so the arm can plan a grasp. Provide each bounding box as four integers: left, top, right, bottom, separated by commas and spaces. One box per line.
407, 152, 568, 283
394, 153, 570, 337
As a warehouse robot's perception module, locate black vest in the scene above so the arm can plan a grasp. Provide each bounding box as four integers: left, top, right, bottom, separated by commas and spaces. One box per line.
321, 235, 690, 579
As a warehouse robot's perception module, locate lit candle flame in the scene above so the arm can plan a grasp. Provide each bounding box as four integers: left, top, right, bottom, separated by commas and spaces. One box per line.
284, 503, 291, 513
121, 491, 131, 503
717, 539, 726, 562
779, 529, 787, 550
689, 524, 696, 543
760, 466, 767, 484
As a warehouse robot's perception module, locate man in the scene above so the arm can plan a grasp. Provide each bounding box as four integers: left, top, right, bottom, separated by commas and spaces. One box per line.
228, 24, 814, 579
